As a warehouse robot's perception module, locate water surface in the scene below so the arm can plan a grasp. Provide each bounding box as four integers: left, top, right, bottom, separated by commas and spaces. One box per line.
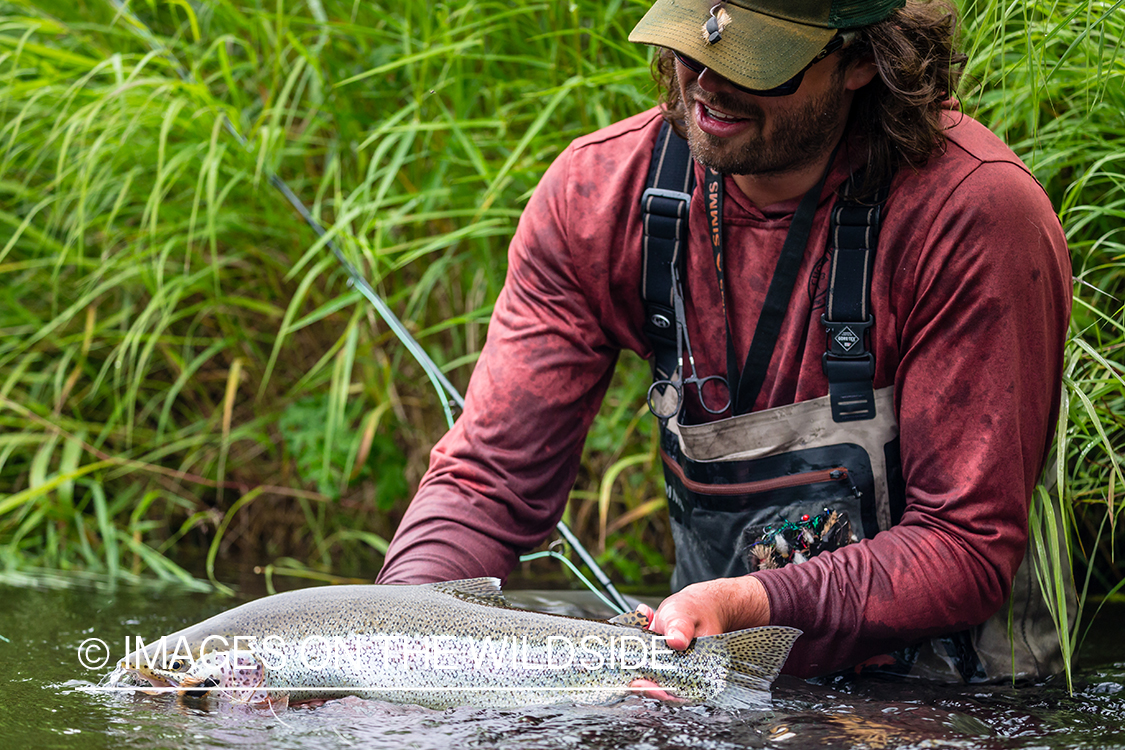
1, 577, 1121, 750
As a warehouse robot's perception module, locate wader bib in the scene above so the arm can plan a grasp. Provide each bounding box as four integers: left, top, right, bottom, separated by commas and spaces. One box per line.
640, 122, 1068, 683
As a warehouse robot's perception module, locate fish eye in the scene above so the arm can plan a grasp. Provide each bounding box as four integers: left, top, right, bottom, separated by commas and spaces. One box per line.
169, 658, 186, 671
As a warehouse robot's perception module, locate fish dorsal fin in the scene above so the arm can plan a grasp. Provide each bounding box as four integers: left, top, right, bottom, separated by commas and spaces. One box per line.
608, 609, 652, 629
429, 577, 508, 607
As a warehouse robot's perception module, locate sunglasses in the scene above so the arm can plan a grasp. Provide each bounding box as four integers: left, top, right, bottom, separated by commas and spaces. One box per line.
673, 33, 852, 98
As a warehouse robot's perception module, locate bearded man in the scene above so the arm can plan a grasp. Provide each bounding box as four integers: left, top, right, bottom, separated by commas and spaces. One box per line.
377, 0, 1072, 683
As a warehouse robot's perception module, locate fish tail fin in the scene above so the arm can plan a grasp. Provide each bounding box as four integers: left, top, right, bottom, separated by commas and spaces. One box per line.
696, 626, 802, 709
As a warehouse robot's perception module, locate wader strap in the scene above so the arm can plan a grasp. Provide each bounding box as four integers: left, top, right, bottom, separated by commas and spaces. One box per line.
641, 121, 696, 381
822, 182, 891, 422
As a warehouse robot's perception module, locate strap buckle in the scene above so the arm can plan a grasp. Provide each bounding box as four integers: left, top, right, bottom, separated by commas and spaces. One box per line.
641, 187, 693, 217
821, 314, 873, 358
821, 314, 876, 422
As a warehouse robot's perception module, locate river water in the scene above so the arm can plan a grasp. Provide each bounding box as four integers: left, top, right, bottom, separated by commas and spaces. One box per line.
1, 576, 1122, 750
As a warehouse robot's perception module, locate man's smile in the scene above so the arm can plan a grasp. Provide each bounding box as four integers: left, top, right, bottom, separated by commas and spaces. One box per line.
692, 98, 760, 138
699, 101, 746, 122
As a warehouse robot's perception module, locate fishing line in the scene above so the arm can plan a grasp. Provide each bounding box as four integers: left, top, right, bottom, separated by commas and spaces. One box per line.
104, 0, 630, 614
518, 550, 620, 614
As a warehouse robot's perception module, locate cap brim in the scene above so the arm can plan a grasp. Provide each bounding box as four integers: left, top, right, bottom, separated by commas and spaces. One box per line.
629, 0, 836, 90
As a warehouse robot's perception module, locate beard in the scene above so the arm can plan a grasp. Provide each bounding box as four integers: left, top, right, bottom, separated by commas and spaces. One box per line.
680, 68, 849, 178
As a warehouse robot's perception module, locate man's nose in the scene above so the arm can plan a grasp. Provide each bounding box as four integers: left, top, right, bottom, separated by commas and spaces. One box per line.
695, 66, 742, 96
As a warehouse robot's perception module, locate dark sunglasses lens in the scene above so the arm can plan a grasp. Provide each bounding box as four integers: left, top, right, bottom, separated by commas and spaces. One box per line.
673, 49, 803, 97
673, 50, 705, 73
757, 71, 803, 97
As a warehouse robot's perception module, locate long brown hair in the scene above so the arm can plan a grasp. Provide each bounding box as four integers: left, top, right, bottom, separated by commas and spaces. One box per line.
653, 0, 968, 199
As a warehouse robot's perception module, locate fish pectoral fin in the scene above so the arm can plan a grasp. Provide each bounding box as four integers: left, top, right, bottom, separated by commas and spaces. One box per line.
231, 688, 271, 706
429, 577, 507, 607
259, 693, 288, 712
608, 610, 652, 630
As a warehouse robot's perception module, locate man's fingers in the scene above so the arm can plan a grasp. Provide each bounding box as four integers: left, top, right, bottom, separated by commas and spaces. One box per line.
628, 678, 683, 702
663, 621, 693, 650
649, 604, 696, 650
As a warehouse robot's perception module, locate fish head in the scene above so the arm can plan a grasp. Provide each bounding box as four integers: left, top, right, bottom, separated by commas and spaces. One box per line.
116, 632, 219, 691
171, 652, 237, 695
119, 648, 266, 701
118, 652, 195, 693
176, 650, 269, 704
115, 625, 239, 690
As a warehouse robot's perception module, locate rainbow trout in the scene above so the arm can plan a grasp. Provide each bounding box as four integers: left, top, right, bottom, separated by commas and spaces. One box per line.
110, 578, 800, 709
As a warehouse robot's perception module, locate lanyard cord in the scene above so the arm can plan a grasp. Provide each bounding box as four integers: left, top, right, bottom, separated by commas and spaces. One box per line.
702, 169, 741, 415
704, 146, 840, 415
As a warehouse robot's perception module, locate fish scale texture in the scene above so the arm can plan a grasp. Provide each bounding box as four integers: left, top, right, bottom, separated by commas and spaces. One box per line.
118, 580, 799, 709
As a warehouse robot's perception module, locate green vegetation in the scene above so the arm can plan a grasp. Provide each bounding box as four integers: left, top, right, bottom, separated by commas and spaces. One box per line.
958, 0, 1125, 687
0, 0, 1121, 679
0, 0, 663, 591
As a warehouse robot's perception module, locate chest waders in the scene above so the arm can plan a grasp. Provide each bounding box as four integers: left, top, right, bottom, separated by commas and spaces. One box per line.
640, 121, 1068, 683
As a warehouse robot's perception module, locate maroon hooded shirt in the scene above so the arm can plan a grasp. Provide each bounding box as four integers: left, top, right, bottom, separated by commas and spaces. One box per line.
376, 107, 1071, 677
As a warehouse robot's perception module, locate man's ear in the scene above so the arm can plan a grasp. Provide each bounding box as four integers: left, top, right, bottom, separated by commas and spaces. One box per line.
844, 57, 878, 91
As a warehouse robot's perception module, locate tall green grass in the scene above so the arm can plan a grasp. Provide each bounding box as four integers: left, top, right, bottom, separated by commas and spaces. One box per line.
0, 0, 662, 589
959, 0, 1125, 686
0, 0, 1121, 676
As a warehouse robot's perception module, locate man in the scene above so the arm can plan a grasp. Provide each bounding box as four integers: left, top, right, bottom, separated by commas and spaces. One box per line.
377, 0, 1072, 682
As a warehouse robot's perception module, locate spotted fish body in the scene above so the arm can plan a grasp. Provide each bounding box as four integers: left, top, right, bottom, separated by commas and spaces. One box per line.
114, 578, 800, 709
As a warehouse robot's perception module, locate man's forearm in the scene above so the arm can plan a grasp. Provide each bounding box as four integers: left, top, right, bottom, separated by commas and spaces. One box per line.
376, 516, 518, 583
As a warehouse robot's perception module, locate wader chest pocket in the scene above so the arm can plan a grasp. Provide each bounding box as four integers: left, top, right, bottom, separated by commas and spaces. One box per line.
661, 441, 881, 585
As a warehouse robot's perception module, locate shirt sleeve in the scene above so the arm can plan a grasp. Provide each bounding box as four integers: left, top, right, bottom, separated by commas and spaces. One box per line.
754, 161, 1072, 676
376, 145, 621, 584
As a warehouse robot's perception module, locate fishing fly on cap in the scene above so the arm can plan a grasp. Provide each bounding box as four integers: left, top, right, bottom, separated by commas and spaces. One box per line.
703, 3, 731, 45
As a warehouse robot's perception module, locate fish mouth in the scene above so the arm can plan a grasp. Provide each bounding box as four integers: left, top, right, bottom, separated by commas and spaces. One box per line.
136, 675, 175, 694
179, 675, 221, 698
119, 663, 177, 693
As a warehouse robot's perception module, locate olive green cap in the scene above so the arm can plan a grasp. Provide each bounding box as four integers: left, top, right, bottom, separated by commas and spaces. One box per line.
629, 0, 905, 90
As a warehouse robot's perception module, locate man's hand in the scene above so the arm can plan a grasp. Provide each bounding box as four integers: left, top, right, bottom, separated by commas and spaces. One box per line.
626, 576, 771, 700
637, 575, 771, 650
